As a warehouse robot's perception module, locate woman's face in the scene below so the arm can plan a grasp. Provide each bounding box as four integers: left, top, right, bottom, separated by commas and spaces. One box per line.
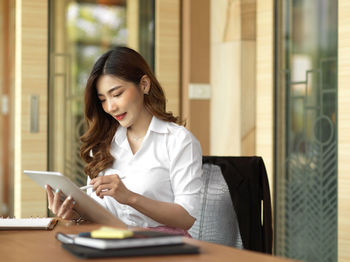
96, 74, 149, 128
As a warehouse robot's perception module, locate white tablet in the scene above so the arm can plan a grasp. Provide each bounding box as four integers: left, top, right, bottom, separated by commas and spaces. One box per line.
24, 170, 126, 228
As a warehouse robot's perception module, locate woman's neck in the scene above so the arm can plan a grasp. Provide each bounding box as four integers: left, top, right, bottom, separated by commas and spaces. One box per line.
127, 109, 153, 140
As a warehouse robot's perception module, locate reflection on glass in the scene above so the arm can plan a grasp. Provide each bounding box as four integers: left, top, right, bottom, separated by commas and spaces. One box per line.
49, 0, 154, 186
67, 2, 127, 96
275, 0, 337, 262
49, 0, 127, 186
68, 2, 126, 89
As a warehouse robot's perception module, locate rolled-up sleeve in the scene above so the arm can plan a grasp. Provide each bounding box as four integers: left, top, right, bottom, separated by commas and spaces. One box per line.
168, 127, 203, 220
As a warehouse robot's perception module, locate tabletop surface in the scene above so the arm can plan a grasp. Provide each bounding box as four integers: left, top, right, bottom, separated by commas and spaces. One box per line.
0, 221, 297, 262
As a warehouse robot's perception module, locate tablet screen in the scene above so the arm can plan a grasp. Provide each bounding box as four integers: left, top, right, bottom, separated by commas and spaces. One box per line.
24, 170, 126, 228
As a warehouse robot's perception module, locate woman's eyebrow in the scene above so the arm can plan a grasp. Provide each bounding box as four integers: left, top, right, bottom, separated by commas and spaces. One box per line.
97, 86, 122, 97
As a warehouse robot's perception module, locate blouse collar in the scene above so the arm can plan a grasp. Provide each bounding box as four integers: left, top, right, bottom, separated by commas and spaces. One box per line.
113, 116, 169, 147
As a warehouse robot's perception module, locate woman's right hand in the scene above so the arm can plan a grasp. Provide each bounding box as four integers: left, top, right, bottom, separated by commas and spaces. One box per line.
45, 184, 78, 220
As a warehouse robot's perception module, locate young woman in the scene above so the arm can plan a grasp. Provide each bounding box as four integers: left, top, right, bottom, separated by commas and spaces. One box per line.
46, 46, 202, 233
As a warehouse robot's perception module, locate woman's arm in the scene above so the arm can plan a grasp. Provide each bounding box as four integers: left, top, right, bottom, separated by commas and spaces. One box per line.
127, 192, 195, 230
90, 175, 195, 230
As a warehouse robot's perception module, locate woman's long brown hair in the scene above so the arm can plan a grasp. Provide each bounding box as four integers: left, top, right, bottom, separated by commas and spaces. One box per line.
80, 46, 179, 179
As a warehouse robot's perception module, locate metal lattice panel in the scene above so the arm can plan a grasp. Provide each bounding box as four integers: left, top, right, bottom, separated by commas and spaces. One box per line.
189, 163, 243, 248
276, 58, 337, 262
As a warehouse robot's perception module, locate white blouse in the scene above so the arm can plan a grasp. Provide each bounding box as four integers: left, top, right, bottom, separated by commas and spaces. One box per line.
87, 116, 203, 228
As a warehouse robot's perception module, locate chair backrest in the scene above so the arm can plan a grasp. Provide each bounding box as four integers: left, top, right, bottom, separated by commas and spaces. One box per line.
195, 156, 273, 253
189, 162, 243, 248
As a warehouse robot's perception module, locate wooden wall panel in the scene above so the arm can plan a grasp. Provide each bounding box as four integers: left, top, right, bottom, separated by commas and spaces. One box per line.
241, 0, 256, 41
181, 0, 190, 124
210, 41, 241, 155
181, 0, 210, 155
210, 0, 240, 156
241, 41, 256, 156
0, 0, 4, 215
14, 0, 48, 217
338, 1, 350, 261
155, 0, 180, 117
0, 0, 15, 216
256, 0, 273, 191
189, 100, 210, 155
126, 0, 138, 51
211, 0, 241, 43
190, 0, 210, 84
210, 0, 256, 157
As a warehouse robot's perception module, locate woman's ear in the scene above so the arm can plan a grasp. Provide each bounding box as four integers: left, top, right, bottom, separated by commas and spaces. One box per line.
140, 75, 151, 95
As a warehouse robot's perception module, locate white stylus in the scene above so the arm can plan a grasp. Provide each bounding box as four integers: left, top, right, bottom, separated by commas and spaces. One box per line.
79, 176, 125, 191
79, 185, 93, 191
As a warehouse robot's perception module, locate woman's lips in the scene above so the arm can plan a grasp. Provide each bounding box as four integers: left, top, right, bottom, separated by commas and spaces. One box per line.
115, 113, 126, 121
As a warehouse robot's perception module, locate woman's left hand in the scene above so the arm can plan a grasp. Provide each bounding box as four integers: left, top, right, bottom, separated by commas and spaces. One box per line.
90, 175, 134, 204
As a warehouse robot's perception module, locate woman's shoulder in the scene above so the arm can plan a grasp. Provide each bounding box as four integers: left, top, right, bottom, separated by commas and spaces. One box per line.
162, 120, 200, 146
152, 116, 199, 144
162, 119, 191, 136
161, 120, 202, 160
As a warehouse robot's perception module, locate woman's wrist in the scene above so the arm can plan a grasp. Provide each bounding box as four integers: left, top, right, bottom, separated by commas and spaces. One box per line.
126, 191, 139, 206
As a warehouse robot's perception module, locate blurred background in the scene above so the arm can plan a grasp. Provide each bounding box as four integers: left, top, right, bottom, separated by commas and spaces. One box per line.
0, 0, 348, 261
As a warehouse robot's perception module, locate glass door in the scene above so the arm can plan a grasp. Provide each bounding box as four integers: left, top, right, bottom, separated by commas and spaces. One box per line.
274, 1, 338, 261
48, 0, 154, 185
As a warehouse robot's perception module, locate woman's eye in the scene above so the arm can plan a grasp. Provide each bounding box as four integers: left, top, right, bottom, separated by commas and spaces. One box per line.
99, 100, 106, 103
113, 92, 122, 97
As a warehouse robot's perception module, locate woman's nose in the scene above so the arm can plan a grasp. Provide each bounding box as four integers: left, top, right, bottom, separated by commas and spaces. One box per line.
106, 99, 117, 113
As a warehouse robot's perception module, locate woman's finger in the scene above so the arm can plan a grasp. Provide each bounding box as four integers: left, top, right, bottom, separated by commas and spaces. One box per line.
57, 196, 75, 218
99, 187, 114, 197
92, 175, 115, 192
100, 179, 130, 204
91, 177, 103, 191
52, 189, 62, 214
45, 184, 54, 209
92, 175, 116, 186
61, 209, 74, 220
95, 184, 113, 197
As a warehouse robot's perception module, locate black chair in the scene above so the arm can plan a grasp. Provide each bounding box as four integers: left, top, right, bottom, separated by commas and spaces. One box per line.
189, 156, 273, 254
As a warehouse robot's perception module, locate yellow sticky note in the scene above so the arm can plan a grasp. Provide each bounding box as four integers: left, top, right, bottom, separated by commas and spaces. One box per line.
90, 226, 133, 239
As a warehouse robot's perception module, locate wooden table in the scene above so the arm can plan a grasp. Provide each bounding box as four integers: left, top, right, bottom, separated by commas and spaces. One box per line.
1, 222, 297, 262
